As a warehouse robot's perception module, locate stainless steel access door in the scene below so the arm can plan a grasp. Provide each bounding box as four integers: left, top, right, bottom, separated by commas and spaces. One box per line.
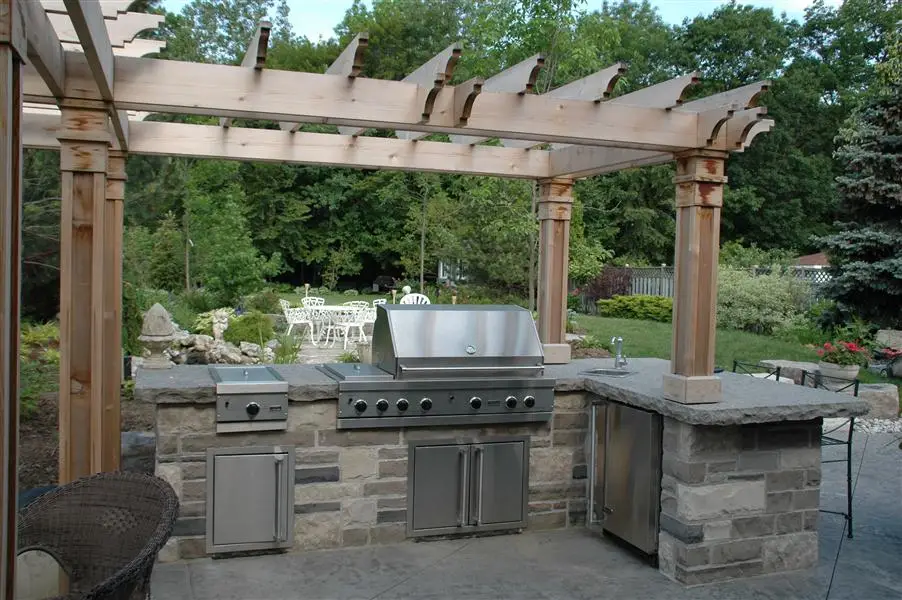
470, 441, 527, 527
206, 446, 295, 554
411, 443, 471, 532
601, 403, 663, 555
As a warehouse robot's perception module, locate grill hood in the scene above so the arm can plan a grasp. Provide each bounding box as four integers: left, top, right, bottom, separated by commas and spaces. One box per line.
372, 304, 545, 379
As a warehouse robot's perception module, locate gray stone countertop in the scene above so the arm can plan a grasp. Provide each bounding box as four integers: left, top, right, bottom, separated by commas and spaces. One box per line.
547, 357, 869, 426
136, 358, 868, 426
134, 364, 339, 404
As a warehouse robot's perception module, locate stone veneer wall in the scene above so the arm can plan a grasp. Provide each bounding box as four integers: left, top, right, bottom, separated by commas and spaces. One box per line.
156, 392, 590, 561
657, 417, 822, 585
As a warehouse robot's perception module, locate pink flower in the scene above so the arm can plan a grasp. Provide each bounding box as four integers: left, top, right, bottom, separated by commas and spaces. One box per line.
817, 349, 825, 357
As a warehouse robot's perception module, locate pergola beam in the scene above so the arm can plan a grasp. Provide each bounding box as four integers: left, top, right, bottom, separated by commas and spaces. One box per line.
23, 55, 704, 151
289, 32, 368, 135
396, 41, 462, 141
20, 0, 66, 98
607, 72, 699, 109
501, 62, 626, 149
450, 53, 545, 145
48, 11, 163, 48
41, 0, 130, 18
221, 20, 271, 129
22, 112, 553, 179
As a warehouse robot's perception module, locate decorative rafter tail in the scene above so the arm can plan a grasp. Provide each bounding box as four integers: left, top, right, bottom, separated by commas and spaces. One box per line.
607, 72, 700, 110
223, 20, 272, 128
397, 41, 464, 141
454, 77, 483, 127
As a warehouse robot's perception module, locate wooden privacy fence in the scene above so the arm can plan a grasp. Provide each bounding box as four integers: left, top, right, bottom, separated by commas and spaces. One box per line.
574, 265, 832, 313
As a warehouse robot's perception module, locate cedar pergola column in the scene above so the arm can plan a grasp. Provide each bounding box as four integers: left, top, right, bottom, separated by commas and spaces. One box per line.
537, 177, 573, 364
662, 149, 728, 404
101, 150, 126, 471
0, 1, 24, 592
57, 105, 111, 483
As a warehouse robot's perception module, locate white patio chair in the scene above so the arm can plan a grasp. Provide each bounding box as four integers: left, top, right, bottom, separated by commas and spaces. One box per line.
343, 300, 370, 309
362, 307, 378, 326
323, 307, 367, 349
279, 299, 314, 341
372, 299, 387, 307
400, 293, 430, 305
302, 296, 325, 308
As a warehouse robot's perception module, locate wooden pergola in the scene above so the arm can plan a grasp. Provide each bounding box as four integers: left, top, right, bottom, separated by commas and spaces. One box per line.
0, 0, 773, 588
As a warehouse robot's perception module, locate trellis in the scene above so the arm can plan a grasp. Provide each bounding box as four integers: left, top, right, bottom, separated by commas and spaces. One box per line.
0, 0, 775, 588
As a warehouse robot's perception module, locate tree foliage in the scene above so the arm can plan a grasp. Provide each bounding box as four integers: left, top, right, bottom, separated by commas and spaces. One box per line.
16, 0, 902, 323
817, 76, 902, 328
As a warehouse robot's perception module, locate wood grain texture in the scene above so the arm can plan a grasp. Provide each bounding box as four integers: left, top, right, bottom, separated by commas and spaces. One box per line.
537, 178, 573, 347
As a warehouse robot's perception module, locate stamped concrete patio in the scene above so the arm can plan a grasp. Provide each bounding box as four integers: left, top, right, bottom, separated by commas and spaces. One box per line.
151, 430, 901, 600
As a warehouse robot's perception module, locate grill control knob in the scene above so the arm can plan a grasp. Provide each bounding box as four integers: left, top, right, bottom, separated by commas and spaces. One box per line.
420, 397, 433, 411
505, 396, 518, 409
396, 398, 409, 411
469, 396, 482, 410
523, 395, 536, 408
376, 398, 389, 412
353, 399, 368, 413
245, 401, 261, 417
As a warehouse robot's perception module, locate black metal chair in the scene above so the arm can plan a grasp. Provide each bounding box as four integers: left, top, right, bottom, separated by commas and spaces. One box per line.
732, 360, 782, 381
800, 369, 859, 539
17, 471, 179, 599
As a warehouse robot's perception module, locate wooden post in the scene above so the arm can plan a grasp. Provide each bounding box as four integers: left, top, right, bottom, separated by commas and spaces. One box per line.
102, 150, 126, 471
58, 105, 111, 483
662, 150, 728, 404
0, 0, 25, 592
537, 177, 573, 364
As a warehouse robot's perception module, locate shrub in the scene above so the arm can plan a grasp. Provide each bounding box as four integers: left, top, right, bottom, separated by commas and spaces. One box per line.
716, 268, 809, 335
597, 295, 673, 322
342, 289, 360, 296
585, 266, 632, 301
192, 308, 235, 336
20, 323, 61, 418
567, 293, 581, 312
182, 288, 217, 313
242, 289, 282, 314
223, 311, 274, 345
272, 334, 301, 364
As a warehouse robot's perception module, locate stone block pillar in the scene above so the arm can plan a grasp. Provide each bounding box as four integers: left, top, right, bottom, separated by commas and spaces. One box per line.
663, 150, 727, 404
57, 105, 111, 483
537, 177, 573, 364
658, 418, 822, 584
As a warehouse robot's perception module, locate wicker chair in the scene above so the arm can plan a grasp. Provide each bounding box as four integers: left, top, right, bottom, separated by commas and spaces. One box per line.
17, 471, 179, 600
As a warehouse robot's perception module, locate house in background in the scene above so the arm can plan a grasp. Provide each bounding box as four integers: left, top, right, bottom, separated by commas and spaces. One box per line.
795, 252, 830, 269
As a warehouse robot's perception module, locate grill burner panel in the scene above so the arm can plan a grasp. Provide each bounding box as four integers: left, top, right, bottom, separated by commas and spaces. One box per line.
319, 305, 555, 430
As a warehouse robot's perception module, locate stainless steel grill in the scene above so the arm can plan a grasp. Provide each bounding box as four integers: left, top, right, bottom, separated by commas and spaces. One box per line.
319, 304, 555, 429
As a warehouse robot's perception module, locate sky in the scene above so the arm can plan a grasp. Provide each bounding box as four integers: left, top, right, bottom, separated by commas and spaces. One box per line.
160, 1, 842, 42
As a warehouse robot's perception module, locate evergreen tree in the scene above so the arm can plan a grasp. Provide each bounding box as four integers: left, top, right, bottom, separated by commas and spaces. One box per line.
817, 77, 902, 328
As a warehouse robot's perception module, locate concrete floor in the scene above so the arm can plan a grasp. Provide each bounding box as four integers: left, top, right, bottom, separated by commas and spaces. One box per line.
151, 431, 902, 600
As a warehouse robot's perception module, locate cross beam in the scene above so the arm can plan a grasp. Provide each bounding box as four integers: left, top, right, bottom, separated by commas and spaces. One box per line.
22, 112, 553, 179
23, 54, 709, 151
396, 41, 463, 141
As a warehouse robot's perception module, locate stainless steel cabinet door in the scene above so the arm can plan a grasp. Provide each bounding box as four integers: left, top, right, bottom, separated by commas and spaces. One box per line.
210, 452, 291, 549
471, 441, 527, 527
602, 403, 663, 554
411, 444, 469, 532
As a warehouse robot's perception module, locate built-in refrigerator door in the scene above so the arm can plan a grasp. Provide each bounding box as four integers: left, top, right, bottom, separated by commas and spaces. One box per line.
410, 443, 470, 534
470, 440, 528, 527
602, 403, 663, 555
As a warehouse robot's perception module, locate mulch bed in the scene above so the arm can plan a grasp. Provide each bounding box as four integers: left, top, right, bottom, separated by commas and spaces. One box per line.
19, 391, 155, 490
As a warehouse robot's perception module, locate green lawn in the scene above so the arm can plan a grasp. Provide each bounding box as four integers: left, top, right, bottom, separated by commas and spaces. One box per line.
575, 314, 902, 394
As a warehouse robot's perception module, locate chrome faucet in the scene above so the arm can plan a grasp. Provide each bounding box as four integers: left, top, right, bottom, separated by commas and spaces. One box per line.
611, 336, 628, 369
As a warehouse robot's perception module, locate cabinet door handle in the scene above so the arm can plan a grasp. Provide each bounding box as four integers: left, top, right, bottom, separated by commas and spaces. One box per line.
473, 446, 484, 526
457, 448, 467, 527
274, 455, 284, 541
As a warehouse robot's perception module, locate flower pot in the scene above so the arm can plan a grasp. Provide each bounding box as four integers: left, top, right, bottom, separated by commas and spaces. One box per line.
817, 361, 860, 381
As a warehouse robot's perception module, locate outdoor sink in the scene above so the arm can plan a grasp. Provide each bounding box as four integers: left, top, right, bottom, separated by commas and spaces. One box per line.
580, 368, 635, 378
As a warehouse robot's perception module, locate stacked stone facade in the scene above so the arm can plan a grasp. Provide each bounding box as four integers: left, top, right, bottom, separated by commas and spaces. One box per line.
156, 392, 590, 561
657, 417, 822, 585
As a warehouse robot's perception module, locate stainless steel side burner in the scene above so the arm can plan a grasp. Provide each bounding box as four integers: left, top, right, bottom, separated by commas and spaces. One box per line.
209, 365, 288, 432
318, 304, 555, 429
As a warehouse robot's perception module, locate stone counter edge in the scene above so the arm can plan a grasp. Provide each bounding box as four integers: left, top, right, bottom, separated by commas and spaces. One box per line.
135, 358, 869, 425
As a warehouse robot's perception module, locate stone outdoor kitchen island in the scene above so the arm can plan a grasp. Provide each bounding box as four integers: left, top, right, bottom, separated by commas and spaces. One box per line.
135, 357, 866, 586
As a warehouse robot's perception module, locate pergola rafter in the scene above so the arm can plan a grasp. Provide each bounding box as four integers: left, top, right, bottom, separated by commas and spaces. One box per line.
0, 2, 780, 590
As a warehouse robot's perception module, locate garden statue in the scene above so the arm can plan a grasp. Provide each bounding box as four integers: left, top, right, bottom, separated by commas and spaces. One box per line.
211, 309, 230, 342
139, 303, 177, 369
